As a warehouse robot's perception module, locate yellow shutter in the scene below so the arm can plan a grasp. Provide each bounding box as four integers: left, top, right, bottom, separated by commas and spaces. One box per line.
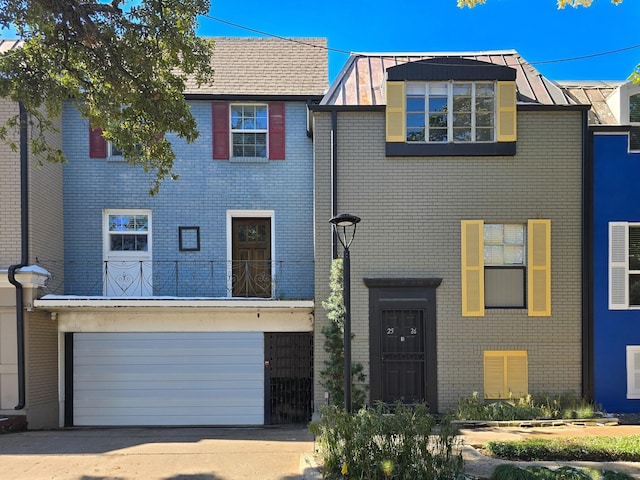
385, 81, 405, 142
484, 351, 528, 399
497, 81, 517, 142
484, 353, 505, 399
506, 353, 528, 398
461, 220, 484, 317
528, 219, 551, 316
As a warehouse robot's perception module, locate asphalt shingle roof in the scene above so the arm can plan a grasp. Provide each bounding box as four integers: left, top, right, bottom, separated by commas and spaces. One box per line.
184, 37, 328, 97
0, 37, 329, 98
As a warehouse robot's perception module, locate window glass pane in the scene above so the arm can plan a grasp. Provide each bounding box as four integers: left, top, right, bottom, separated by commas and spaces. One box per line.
429, 114, 447, 128
406, 128, 425, 142
407, 113, 425, 128
630, 274, 640, 306
485, 245, 504, 265
484, 224, 503, 244
484, 224, 525, 266
476, 83, 495, 96
406, 83, 425, 95
232, 132, 267, 157
231, 105, 267, 131
429, 128, 447, 142
630, 93, 640, 123
476, 112, 494, 127
476, 128, 493, 142
630, 127, 640, 151
429, 83, 448, 96
429, 97, 448, 113
406, 97, 425, 112
453, 128, 471, 142
109, 215, 148, 232
453, 113, 471, 127
110, 234, 148, 251
453, 83, 471, 96
503, 245, 524, 265
485, 268, 525, 308
630, 226, 640, 270
504, 224, 524, 244
453, 97, 471, 112
476, 98, 495, 113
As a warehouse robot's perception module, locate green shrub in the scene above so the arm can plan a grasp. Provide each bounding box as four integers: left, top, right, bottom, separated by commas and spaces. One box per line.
456, 392, 602, 422
310, 402, 464, 480
490, 464, 634, 480
485, 436, 640, 462
320, 259, 368, 410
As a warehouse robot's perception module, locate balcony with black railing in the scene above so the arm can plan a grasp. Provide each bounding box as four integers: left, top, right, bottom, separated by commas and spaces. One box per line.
36, 259, 314, 300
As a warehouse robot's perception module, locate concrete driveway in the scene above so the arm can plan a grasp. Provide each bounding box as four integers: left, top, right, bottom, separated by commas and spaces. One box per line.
0, 426, 316, 480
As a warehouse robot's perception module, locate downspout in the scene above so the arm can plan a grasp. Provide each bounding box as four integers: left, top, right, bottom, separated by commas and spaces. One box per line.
331, 109, 338, 258
582, 108, 594, 402
8, 102, 29, 410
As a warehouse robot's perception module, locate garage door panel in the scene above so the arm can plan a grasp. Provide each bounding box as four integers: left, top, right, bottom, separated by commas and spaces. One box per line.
75, 389, 259, 404
75, 412, 264, 427
73, 332, 264, 426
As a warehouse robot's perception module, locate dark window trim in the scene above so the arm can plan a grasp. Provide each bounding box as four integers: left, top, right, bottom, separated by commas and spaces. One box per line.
386, 141, 516, 157
179, 226, 201, 252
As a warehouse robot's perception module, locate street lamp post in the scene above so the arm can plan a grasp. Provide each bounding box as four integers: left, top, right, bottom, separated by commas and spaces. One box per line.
329, 213, 361, 413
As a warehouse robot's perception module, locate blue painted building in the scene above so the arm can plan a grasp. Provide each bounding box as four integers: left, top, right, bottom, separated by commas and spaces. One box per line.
563, 80, 640, 413
35, 37, 328, 427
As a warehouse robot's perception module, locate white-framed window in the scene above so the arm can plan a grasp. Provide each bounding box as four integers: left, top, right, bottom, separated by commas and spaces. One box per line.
629, 93, 640, 152
231, 104, 268, 158
406, 81, 495, 143
109, 141, 123, 158
627, 345, 640, 399
484, 223, 526, 308
609, 222, 640, 309
103, 209, 152, 296
105, 211, 151, 254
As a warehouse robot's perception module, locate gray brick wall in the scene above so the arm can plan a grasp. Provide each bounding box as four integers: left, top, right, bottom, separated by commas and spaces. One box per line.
313, 109, 583, 412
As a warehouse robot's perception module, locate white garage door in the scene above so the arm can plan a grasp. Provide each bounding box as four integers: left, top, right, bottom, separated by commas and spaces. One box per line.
73, 332, 264, 426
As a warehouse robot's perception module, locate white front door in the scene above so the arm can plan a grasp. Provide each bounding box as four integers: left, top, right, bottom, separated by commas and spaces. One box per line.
103, 210, 152, 296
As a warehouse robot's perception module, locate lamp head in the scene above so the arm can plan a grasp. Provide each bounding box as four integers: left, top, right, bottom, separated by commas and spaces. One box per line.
329, 213, 361, 227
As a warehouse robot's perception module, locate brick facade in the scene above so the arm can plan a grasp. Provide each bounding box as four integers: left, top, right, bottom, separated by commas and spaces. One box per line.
313, 109, 584, 412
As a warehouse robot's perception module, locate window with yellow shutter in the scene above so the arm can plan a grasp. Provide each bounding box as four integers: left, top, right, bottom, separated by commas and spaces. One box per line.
461, 219, 551, 316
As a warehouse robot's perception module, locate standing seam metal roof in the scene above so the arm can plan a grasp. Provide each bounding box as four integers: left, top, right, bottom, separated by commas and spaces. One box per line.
321, 50, 575, 106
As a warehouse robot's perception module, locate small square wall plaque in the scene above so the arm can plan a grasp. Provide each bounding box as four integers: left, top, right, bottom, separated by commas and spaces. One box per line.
179, 226, 200, 252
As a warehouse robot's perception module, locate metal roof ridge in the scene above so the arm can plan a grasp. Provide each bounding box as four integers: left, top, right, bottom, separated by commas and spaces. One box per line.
349, 49, 519, 57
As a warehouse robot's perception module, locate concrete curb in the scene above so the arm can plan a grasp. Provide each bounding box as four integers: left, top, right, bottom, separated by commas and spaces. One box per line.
299, 452, 322, 479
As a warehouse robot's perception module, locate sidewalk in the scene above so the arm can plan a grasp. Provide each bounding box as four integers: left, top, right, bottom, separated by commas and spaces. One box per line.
0, 425, 315, 480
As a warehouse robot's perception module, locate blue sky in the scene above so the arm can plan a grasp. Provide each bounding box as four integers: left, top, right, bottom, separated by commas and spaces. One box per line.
199, 0, 640, 83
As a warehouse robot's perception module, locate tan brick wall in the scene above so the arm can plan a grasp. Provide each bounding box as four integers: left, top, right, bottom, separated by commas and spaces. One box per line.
313, 109, 583, 412
29, 111, 65, 291
0, 99, 21, 267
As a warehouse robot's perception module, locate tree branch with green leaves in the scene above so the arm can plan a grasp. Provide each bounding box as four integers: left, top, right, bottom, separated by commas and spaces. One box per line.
0, 0, 214, 194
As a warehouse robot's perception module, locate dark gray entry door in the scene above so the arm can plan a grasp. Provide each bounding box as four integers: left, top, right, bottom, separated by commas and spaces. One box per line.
365, 278, 441, 411
381, 309, 425, 403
